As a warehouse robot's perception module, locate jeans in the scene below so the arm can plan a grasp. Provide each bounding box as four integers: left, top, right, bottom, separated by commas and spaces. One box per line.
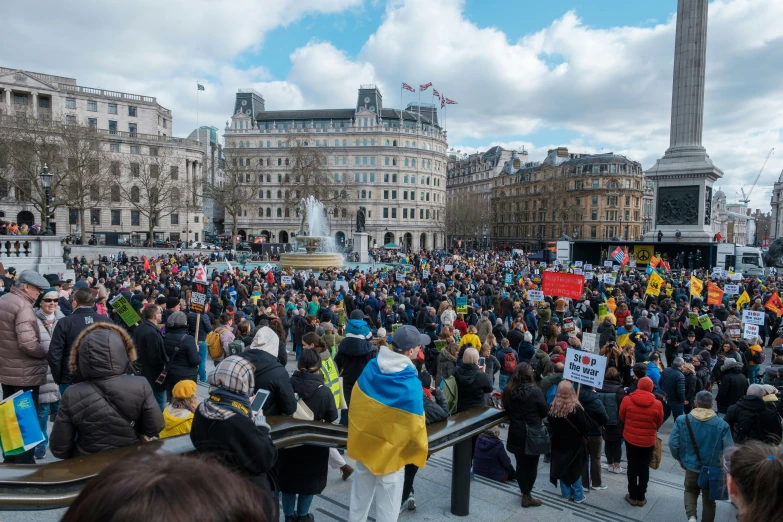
749, 365, 760, 384
664, 401, 684, 423
625, 442, 654, 501
1, 384, 40, 464
582, 436, 603, 488
349, 461, 404, 522
295, 343, 303, 360
513, 453, 540, 496
281, 493, 314, 516
36, 403, 50, 446
605, 440, 623, 465
503, 314, 513, 328
499, 374, 510, 391
559, 479, 584, 501
153, 390, 167, 412
198, 341, 207, 382
652, 330, 661, 351
684, 468, 715, 522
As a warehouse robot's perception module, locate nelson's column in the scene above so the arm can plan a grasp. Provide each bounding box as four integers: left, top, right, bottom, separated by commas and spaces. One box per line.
644, 0, 723, 242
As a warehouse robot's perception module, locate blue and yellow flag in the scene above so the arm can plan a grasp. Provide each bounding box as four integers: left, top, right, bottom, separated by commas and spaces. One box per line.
347, 348, 427, 475
0, 390, 44, 456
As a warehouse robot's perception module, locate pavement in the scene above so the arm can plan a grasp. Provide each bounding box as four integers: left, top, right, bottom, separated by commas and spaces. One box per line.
0, 342, 740, 522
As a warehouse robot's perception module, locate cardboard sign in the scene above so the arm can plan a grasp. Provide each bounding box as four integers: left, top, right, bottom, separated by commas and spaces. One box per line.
527, 290, 544, 302
581, 332, 598, 353
743, 324, 759, 340
612, 264, 621, 272
422, 270, 429, 279
456, 296, 468, 314
698, 314, 713, 330
194, 264, 208, 283
190, 291, 207, 314
396, 273, 404, 282
386, 297, 395, 309
573, 268, 583, 276
563, 317, 576, 332
505, 273, 513, 285
584, 264, 593, 272
742, 310, 765, 326
689, 312, 699, 327
391, 323, 403, 332
281, 275, 293, 285
542, 272, 584, 300
564, 349, 607, 389
109, 295, 141, 327
724, 284, 740, 295
574, 261, 583, 267
730, 273, 743, 281
444, 264, 453, 272
604, 274, 615, 285
729, 325, 741, 339
263, 263, 273, 273
604, 261, 613, 268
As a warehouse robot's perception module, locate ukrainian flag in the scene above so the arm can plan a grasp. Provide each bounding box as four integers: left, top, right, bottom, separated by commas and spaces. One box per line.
347, 349, 428, 475
0, 390, 44, 456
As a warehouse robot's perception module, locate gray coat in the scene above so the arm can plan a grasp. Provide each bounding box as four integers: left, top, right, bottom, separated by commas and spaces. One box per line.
35, 308, 65, 404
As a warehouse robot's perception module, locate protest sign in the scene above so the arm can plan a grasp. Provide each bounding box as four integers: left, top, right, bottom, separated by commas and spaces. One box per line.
742, 309, 765, 326
527, 290, 544, 302
729, 325, 741, 339
542, 272, 585, 300
444, 264, 453, 272
434, 340, 447, 352
646, 271, 663, 296
504, 261, 513, 268
563, 317, 576, 332
604, 261, 613, 268
386, 297, 395, 309
456, 296, 468, 314
730, 273, 743, 281
109, 295, 141, 328
391, 323, 403, 332
698, 314, 713, 330
743, 324, 759, 340
263, 263, 273, 273
573, 267, 583, 275
688, 312, 699, 327
564, 349, 607, 389
281, 275, 293, 285
581, 332, 598, 353
584, 264, 593, 272
505, 273, 513, 285
575, 261, 583, 267
194, 264, 208, 283
603, 274, 616, 285
190, 288, 207, 314
396, 273, 404, 282
724, 284, 740, 295
422, 270, 429, 279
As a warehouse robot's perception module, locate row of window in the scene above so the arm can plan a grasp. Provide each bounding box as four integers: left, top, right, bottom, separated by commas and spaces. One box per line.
382, 208, 438, 220
68, 208, 199, 226
64, 97, 138, 117
494, 224, 641, 240
235, 137, 439, 151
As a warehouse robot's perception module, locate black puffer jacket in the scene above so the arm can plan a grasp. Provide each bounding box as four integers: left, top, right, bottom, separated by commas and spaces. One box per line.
240, 348, 297, 416
454, 363, 493, 413
132, 320, 167, 393
579, 386, 609, 437
48, 306, 113, 384
49, 322, 164, 459
424, 387, 449, 424
505, 383, 548, 455
725, 395, 783, 444
163, 325, 200, 380
334, 336, 377, 402
716, 367, 749, 413
597, 318, 616, 347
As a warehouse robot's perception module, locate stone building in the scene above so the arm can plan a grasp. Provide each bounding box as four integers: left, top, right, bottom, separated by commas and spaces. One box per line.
187, 126, 225, 237
491, 147, 645, 250
223, 85, 448, 251
711, 189, 754, 245
0, 66, 205, 245
769, 171, 783, 241
445, 146, 522, 248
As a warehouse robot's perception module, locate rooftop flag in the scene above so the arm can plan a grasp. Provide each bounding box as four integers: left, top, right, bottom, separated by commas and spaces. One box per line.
402, 82, 415, 92
197, 83, 205, 91
445, 98, 457, 104
433, 89, 441, 98
419, 82, 432, 90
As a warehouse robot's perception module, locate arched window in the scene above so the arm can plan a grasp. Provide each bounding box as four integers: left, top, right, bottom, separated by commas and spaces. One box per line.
412, 159, 416, 167
355, 139, 360, 146
285, 190, 290, 198
342, 139, 347, 146
277, 174, 282, 183
259, 190, 263, 199
392, 158, 397, 166
285, 158, 290, 166
239, 142, 244, 148
404, 158, 409, 167
385, 140, 390, 146
334, 139, 339, 146
316, 140, 320, 146
361, 189, 367, 198
363, 139, 367, 146
277, 190, 282, 198
258, 208, 262, 217
284, 174, 290, 183
334, 173, 339, 182
342, 208, 347, 218
265, 190, 270, 198
277, 158, 282, 166
245, 141, 250, 148
404, 174, 409, 183
277, 141, 282, 147
393, 140, 397, 146
259, 140, 263, 148
371, 139, 375, 146
276, 208, 282, 217
266, 141, 270, 148
384, 157, 389, 166
392, 174, 398, 183
405, 140, 409, 147
412, 141, 416, 148
130, 186, 140, 203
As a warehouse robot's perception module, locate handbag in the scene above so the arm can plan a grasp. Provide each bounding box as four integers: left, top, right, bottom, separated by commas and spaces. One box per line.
293, 392, 315, 421
685, 415, 729, 501
649, 436, 663, 470
337, 377, 349, 410
524, 423, 551, 455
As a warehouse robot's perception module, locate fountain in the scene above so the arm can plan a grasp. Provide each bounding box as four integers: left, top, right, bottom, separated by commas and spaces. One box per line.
279, 196, 344, 269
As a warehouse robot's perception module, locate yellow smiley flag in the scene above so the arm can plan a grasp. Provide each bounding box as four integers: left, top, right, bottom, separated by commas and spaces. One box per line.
736, 290, 750, 309
646, 271, 663, 296
690, 276, 703, 298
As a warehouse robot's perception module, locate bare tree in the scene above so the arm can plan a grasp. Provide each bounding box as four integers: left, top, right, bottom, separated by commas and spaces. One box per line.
445, 194, 487, 248
205, 158, 259, 250
116, 146, 182, 241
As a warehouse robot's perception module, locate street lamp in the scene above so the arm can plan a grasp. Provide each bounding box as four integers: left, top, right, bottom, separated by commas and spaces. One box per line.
39, 164, 53, 236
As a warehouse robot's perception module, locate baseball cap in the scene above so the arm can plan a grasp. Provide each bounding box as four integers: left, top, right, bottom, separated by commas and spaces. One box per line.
391, 325, 430, 353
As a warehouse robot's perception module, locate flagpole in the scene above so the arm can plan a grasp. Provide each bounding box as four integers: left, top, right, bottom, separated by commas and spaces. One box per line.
196, 81, 200, 143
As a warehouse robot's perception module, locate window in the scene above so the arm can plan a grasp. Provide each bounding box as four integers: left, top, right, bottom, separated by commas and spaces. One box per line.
404, 158, 409, 167
592, 179, 599, 189
171, 214, 179, 225
66, 114, 76, 125
392, 174, 397, 183
369, 173, 375, 182
90, 209, 101, 225
591, 210, 598, 220
391, 208, 397, 219
420, 209, 424, 219
89, 183, 99, 200
130, 145, 140, 154
38, 97, 49, 108
355, 157, 360, 166
131, 210, 140, 226
403, 208, 408, 219
362, 173, 367, 183
128, 123, 137, 136
383, 208, 389, 218
403, 191, 408, 200
110, 143, 120, 153
384, 190, 389, 200
108, 120, 118, 133
170, 166, 179, 180
625, 195, 630, 206
591, 226, 597, 238
128, 106, 137, 117
108, 103, 117, 114
130, 186, 140, 202
111, 209, 120, 226
88, 117, 97, 129
87, 100, 97, 112
277, 208, 282, 217
592, 195, 598, 205
354, 173, 360, 182
66, 97, 76, 109
149, 146, 158, 156
392, 190, 397, 200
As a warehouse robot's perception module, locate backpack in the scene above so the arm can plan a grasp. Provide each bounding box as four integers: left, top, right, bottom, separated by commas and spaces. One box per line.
443, 375, 459, 415
753, 351, 766, 365
546, 384, 557, 405
227, 338, 245, 356
206, 327, 225, 359
502, 351, 517, 374
650, 312, 659, 329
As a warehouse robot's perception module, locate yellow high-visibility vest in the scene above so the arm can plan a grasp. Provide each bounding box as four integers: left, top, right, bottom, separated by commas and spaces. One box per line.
321, 356, 341, 409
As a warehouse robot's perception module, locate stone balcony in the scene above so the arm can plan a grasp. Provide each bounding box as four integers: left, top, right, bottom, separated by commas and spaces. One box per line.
0, 235, 70, 278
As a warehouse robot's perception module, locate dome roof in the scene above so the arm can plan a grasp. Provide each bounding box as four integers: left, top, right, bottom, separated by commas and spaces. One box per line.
714, 188, 726, 200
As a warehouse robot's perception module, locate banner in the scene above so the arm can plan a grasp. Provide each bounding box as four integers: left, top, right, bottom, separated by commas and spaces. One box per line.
504, 273, 513, 285
765, 292, 783, 317
707, 281, 724, 306
542, 272, 584, 300
690, 276, 704, 298
456, 296, 468, 314
563, 349, 607, 389
724, 284, 740, 295
633, 244, 654, 265
646, 272, 663, 296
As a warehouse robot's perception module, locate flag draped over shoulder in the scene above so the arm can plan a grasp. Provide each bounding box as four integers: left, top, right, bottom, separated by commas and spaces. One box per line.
347, 347, 427, 475
0, 391, 43, 456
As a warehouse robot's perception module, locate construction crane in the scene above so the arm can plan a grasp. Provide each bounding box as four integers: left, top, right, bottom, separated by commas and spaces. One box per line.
738, 148, 774, 204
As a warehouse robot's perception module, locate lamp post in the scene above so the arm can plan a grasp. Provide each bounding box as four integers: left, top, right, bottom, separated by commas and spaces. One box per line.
39, 164, 53, 236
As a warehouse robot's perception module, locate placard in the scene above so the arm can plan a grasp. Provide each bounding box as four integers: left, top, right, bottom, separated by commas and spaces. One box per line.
688, 312, 699, 327
604, 261, 613, 268
730, 273, 743, 281
444, 264, 454, 272
743, 324, 759, 340
456, 296, 468, 314
629, 260, 637, 268
109, 295, 141, 327
575, 261, 583, 267
563, 317, 576, 332
581, 332, 598, 353
584, 264, 593, 272
422, 270, 429, 279
434, 340, 448, 352
729, 325, 741, 339
194, 264, 208, 283
603, 274, 615, 285
724, 284, 740, 295
573, 268, 583, 276
540, 262, 547, 267
190, 291, 206, 314
504, 273, 513, 285
281, 275, 293, 285
386, 297, 395, 309
504, 261, 514, 268
263, 263, 273, 273
742, 310, 765, 326
698, 314, 713, 330
527, 290, 544, 302
542, 272, 584, 300
391, 323, 403, 332
563, 349, 607, 389
396, 273, 404, 282
770, 267, 778, 276
613, 264, 621, 272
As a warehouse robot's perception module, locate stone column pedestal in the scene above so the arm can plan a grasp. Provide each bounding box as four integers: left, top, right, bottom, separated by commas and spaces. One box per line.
355, 232, 369, 264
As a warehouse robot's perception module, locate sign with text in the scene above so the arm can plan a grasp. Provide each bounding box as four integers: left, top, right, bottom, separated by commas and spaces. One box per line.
742, 310, 765, 326
730, 273, 743, 281
505, 273, 513, 285
574, 268, 583, 275
527, 290, 544, 302
604, 261, 613, 268
729, 325, 741, 339
564, 349, 607, 389
422, 270, 429, 279
581, 332, 598, 353
190, 282, 207, 313
386, 297, 395, 309
504, 261, 514, 268
743, 324, 759, 340
456, 296, 468, 314
584, 264, 593, 272
603, 274, 616, 285
724, 284, 740, 295
396, 273, 404, 282
109, 295, 141, 327
263, 263, 273, 273
575, 261, 583, 267
281, 275, 293, 285
542, 272, 584, 300
698, 314, 713, 330
444, 264, 454, 272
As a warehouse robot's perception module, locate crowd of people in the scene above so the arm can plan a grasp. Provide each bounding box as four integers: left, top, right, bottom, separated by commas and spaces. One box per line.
0, 246, 782, 522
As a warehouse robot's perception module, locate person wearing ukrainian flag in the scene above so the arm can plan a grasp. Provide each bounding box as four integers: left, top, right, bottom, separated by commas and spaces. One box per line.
347, 325, 429, 522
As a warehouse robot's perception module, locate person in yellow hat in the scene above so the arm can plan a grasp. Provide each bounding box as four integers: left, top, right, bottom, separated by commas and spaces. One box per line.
160, 380, 197, 438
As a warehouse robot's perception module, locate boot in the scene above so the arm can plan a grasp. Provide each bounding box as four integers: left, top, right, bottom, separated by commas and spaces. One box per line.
521, 494, 542, 508
340, 464, 354, 481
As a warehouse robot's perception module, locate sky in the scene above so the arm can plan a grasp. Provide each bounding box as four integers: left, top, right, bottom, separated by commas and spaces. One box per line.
1, 0, 781, 211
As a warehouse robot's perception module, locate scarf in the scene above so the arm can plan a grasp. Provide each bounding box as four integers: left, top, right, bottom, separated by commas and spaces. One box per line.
198, 388, 252, 421
423, 386, 432, 400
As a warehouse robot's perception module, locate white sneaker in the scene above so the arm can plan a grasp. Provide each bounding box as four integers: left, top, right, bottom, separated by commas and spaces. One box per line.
688, 518, 697, 522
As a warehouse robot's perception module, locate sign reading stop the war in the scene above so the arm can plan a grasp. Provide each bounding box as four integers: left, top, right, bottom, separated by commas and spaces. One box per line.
742, 310, 765, 326
190, 283, 207, 313
542, 272, 584, 300
564, 349, 607, 389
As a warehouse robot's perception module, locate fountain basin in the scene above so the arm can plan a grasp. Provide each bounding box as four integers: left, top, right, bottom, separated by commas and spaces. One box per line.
279, 252, 344, 270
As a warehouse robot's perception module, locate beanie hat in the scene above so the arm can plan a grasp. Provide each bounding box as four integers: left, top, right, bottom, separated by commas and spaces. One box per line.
418, 371, 432, 389
167, 311, 188, 328
539, 343, 549, 353
638, 377, 654, 392
172, 379, 196, 399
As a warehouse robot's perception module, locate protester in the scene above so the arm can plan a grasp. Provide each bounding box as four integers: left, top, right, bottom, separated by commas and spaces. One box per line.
472, 426, 516, 483
437, 342, 459, 386
163, 311, 200, 400
335, 309, 378, 424
241, 326, 296, 416
725, 441, 783, 522
597, 367, 626, 473
33, 288, 65, 459
547, 381, 589, 503
188, 303, 212, 383
660, 357, 686, 422
159, 379, 197, 438
725, 383, 783, 444
133, 304, 168, 411
716, 359, 749, 417
454, 347, 493, 412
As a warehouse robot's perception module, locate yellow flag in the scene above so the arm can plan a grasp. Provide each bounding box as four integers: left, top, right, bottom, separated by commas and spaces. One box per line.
690, 276, 703, 298
736, 290, 750, 309
646, 271, 663, 296
617, 333, 632, 348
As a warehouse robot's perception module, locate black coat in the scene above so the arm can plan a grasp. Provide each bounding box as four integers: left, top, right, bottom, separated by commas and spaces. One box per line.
579, 387, 609, 437
505, 383, 548, 455
507, 328, 525, 351
725, 395, 783, 444
334, 337, 377, 403
454, 363, 493, 412
596, 380, 626, 442
48, 307, 113, 384
276, 370, 338, 495
163, 326, 200, 380
716, 367, 749, 413
133, 320, 168, 392
188, 311, 212, 343
424, 388, 449, 424
548, 407, 589, 486
240, 348, 297, 416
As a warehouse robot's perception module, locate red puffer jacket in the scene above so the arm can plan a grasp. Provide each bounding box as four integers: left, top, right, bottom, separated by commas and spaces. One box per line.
619, 389, 663, 447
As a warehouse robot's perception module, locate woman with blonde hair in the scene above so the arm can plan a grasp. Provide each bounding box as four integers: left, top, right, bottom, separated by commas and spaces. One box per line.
459, 325, 482, 352
547, 381, 589, 503
160, 380, 198, 438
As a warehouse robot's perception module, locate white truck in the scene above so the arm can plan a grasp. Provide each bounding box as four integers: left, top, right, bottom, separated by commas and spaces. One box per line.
715, 243, 765, 276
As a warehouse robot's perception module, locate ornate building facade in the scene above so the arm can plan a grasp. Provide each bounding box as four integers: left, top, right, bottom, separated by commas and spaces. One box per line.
491, 147, 645, 250
711, 189, 754, 245
223, 86, 448, 251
